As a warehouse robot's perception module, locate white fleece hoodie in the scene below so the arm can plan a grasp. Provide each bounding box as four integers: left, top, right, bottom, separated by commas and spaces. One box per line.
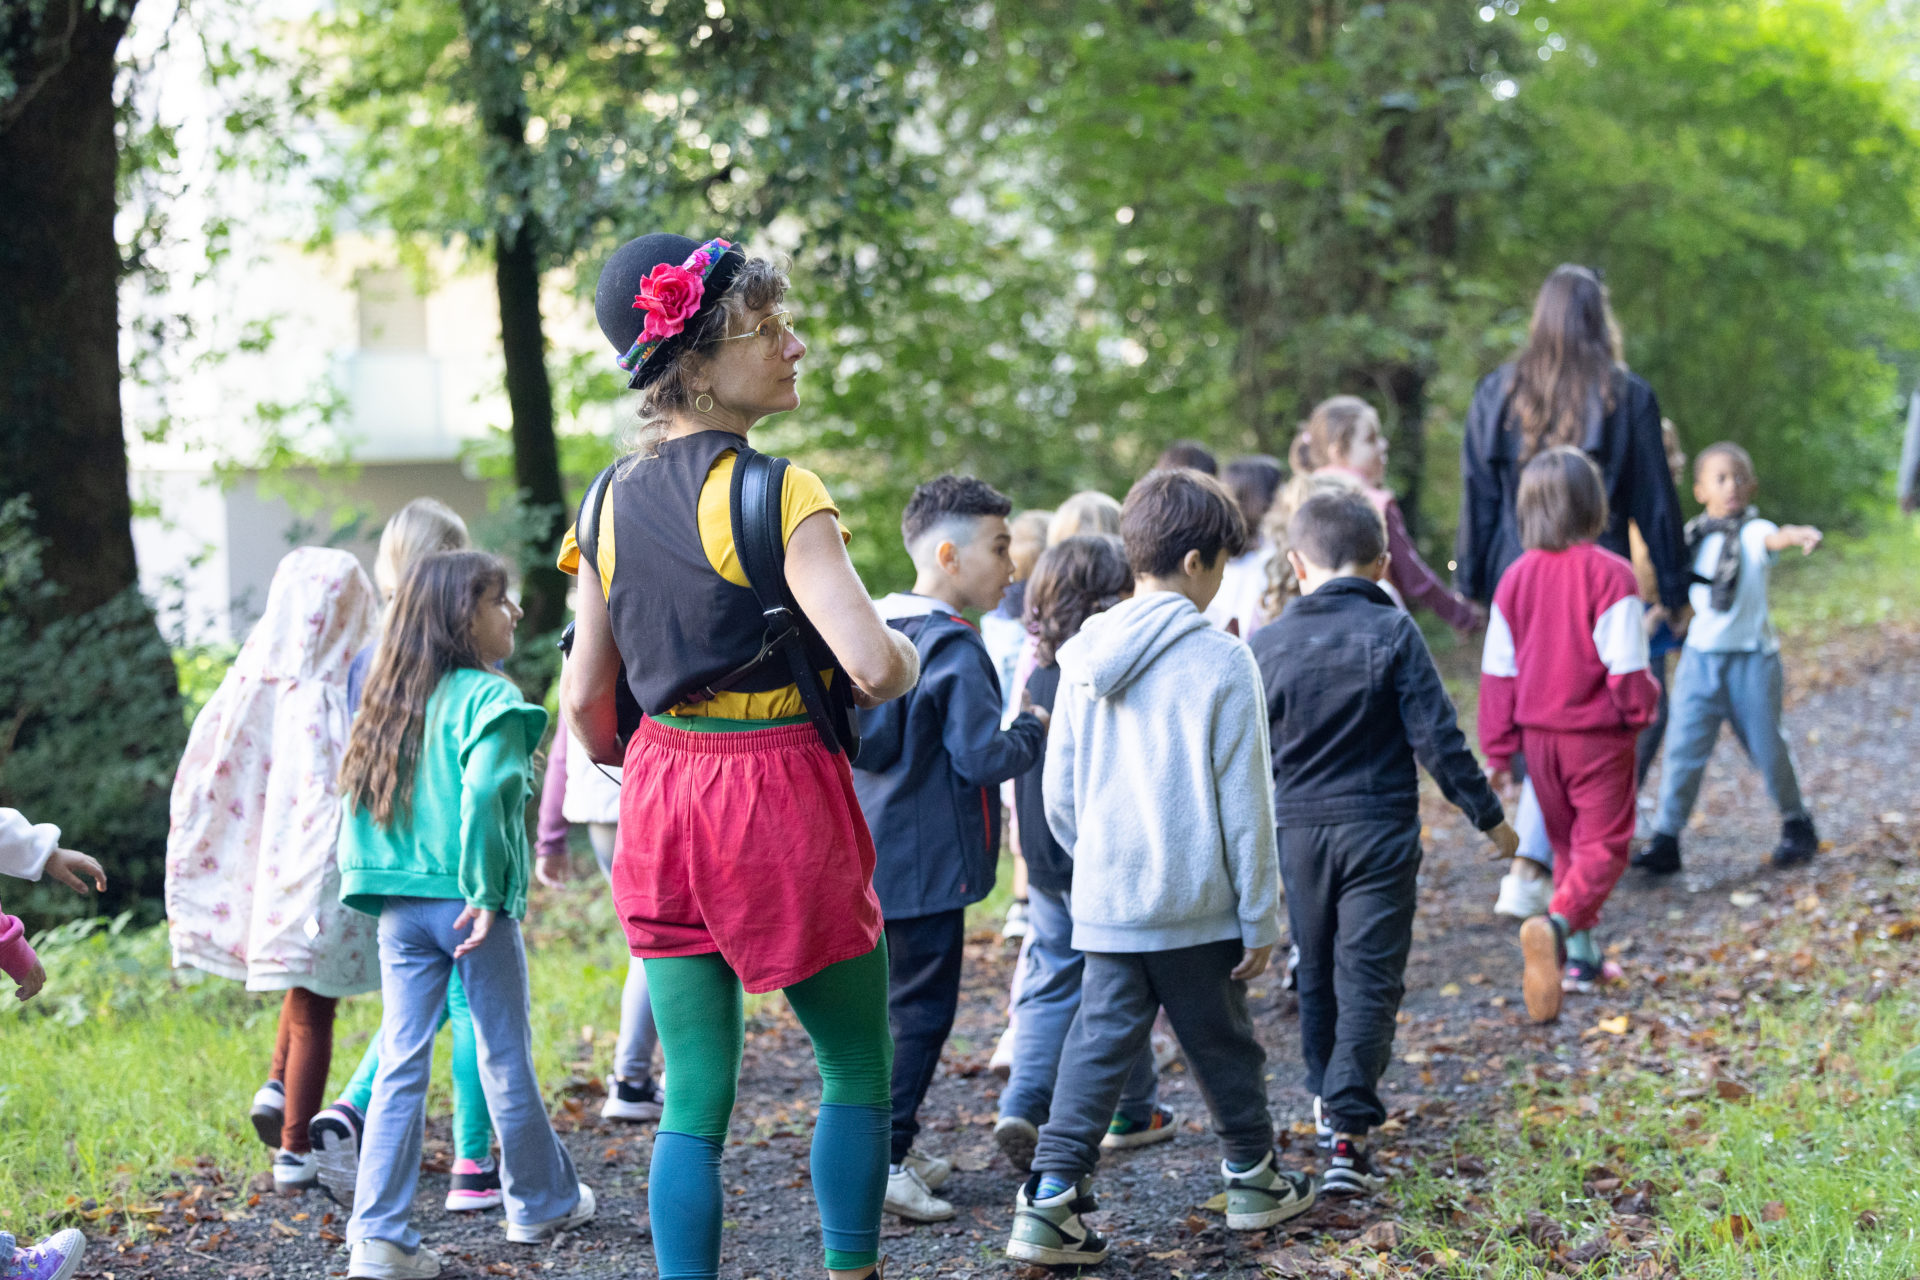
1044, 590, 1281, 953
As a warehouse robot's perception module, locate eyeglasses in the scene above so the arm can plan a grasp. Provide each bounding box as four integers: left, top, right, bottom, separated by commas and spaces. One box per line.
709, 310, 797, 359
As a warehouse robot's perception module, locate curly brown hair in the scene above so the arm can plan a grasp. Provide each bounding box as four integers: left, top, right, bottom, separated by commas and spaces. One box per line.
1026, 535, 1132, 667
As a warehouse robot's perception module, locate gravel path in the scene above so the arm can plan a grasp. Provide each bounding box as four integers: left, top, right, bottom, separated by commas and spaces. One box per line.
81, 637, 1920, 1280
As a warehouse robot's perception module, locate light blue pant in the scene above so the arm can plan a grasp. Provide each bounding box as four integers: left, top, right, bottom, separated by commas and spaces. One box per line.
348, 898, 580, 1251
1513, 777, 1552, 872
998, 886, 1158, 1128
588, 823, 659, 1086
1654, 648, 1806, 837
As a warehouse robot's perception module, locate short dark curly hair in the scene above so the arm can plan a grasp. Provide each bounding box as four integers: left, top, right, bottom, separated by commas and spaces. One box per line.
1120, 468, 1249, 578
901, 475, 1013, 552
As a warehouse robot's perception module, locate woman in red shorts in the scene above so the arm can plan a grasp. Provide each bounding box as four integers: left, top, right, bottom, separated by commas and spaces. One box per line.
559, 233, 917, 1280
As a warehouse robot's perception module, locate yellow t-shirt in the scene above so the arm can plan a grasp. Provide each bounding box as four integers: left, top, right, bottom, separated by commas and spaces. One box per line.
557, 451, 848, 719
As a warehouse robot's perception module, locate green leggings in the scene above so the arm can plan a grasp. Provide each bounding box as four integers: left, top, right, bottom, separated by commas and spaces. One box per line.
646, 943, 893, 1275
343, 969, 494, 1162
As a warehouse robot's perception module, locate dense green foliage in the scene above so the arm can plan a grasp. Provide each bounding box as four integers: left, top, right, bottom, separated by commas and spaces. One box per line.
0, 501, 184, 928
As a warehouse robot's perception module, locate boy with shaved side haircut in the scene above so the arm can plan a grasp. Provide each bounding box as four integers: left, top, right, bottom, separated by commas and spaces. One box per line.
854, 474, 1047, 1224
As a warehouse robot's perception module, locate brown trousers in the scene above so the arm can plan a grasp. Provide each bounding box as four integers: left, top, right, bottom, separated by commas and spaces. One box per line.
269, 988, 338, 1153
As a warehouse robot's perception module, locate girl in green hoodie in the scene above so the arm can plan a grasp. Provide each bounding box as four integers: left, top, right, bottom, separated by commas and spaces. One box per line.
335, 551, 592, 1280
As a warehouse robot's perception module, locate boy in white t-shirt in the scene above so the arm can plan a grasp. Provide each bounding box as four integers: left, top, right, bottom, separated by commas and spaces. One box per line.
1634, 442, 1822, 874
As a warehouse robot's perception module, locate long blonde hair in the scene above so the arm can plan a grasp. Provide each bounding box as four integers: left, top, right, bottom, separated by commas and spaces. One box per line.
375, 498, 470, 601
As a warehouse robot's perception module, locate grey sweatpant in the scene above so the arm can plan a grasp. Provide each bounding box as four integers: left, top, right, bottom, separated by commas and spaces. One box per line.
1032, 938, 1271, 1179
589, 823, 660, 1086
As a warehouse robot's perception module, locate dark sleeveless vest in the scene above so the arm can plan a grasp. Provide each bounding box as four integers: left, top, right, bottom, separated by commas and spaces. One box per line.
603, 430, 838, 717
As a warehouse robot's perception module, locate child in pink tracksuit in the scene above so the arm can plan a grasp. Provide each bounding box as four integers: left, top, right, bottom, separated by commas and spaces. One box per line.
3, 807, 108, 1280
1479, 448, 1659, 1024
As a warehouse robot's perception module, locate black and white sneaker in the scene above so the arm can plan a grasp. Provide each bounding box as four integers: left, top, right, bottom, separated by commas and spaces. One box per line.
1322, 1136, 1387, 1197
249, 1080, 286, 1148
1311, 1096, 1334, 1150
1283, 943, 1301, 991
1006, 1174, 1109, 1266
272, 1148, 317, 1195
600, 1075, 663, 1123
309, 1100, 365, 1209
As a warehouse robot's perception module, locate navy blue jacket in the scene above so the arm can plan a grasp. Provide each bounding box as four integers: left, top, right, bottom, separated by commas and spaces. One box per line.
1456, 363, 1689, 611
1249, 578, 1504, 833
853, 596, 1046, 920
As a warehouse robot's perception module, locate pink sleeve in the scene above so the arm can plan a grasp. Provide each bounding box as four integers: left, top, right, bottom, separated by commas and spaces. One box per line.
0, 907, 37, 985
536, 725, 570, 860
1477, 599, 1521, 772
1384, 499, 1479, 632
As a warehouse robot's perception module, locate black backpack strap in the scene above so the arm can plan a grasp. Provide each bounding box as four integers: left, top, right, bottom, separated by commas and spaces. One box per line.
728, 445, 856, 755
556, 462, 618, 657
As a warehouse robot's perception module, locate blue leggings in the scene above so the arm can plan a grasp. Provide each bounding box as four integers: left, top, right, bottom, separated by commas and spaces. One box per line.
645, 943, 892, 1276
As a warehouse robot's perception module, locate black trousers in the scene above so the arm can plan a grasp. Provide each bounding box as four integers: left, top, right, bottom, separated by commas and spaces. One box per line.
1278, 817, 1422, 1136
883, 907, 966, 1164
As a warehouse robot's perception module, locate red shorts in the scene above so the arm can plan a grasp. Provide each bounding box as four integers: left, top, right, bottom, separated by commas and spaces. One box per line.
611, 717, 883, 994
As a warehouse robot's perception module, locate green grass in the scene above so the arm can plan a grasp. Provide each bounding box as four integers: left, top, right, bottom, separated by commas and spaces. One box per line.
1769, 511, 1920, 643
1385, 994, 1920, 1277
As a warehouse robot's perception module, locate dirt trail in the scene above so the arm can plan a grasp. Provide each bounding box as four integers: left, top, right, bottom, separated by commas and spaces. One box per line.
84, 639, 1920, 1279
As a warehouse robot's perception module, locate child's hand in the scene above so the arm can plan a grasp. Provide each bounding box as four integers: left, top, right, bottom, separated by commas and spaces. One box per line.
1768, 524, 1823, 555
1230, 943, 1273, 982
534, 853, 571, 889
1487, 767, 1514, 801
453, 906, 497, 959
15, 957, 46, 1002
1643, 604, 1667, 637
43, 848, 106, 896
1486, 820, 1521, 861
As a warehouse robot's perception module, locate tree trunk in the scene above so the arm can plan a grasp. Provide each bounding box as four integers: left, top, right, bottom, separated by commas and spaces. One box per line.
0, 0, 142, 615
494, 215, 569, 659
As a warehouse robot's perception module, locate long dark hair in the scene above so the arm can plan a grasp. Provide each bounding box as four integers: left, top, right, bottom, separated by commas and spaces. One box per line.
1026, 535, 1131, 666
1509, 265, 1624, 464
340, 550, 509, 826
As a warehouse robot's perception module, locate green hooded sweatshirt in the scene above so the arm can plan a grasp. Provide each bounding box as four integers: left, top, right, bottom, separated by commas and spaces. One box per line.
338, 667, 549, 919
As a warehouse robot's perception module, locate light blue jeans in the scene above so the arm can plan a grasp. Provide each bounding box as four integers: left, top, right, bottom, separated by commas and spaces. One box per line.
998, 886, 1158, 1128
588, 823, 659, 1086
1654, 648, 1807, 837
1513, 777, 1553, 872
348, 898, 580, 1251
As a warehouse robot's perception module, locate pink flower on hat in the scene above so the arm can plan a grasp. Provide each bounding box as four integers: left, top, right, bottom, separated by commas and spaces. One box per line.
635, 262, 706, 344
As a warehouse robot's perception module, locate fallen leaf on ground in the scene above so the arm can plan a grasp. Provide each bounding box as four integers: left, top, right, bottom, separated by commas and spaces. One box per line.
1762, 1201, 1789, 1222
1357, 1221, 1403, 1250
1717, 1213, 1753, 1245
1713, 1077, 1754, 1103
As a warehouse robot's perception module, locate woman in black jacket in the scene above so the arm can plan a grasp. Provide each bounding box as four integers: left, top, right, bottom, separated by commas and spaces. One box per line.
1456, 264, 1689, 919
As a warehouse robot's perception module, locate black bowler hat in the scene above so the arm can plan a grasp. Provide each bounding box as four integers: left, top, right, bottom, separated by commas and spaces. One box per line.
594, 233, 745, 390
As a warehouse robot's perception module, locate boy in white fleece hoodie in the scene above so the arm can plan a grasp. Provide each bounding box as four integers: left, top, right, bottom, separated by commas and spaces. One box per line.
1004, 469, 1316, 1269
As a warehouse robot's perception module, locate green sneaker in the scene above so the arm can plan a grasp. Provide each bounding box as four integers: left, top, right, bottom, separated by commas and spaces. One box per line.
1100, 1104, 1178, 1150
1006, 1174, 1110, 1266
1222, 1151, 1317, 1230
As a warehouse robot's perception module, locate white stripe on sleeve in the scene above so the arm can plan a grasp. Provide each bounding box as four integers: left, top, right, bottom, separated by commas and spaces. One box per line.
1592, 595, 1651, 674
1481, 603, 1518, 677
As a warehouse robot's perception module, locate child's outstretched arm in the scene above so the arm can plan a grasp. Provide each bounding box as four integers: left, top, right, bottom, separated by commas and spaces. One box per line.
1393, 616, 1510, 840
1765, 524, 1823, 555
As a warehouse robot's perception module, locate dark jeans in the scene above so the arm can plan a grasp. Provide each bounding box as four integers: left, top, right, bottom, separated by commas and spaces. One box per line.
1279, 817, 1421, 1136
1033, 938, 1271, 1180
883, 908, 966, 1164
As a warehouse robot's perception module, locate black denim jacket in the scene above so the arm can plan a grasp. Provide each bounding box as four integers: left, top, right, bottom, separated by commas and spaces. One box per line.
1249, 578, 1504, 832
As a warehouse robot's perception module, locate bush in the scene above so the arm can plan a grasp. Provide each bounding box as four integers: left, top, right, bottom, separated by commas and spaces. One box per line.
0, 498, 185, 930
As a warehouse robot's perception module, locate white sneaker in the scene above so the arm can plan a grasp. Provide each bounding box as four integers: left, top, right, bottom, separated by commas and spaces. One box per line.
884, 1165, 955, 1222
249, 1080, 285, 1147
1002, 900, 1030, 940
902, 1149, 953, 1191
600, 1074, 663, 1122
989, 1021, 1016, 1080
348, 1238, 442, 1280
1494, 870, 1553, 920
1311, 1097, 1333, 1150
994, 1114, 1040, 1171
309, 1101, 363, 1210
505, 1182, 596, 1244
272, 1148, 317, 1194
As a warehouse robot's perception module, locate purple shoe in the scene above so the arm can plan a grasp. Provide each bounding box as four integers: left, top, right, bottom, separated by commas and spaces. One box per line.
2, 1229, 87, 1280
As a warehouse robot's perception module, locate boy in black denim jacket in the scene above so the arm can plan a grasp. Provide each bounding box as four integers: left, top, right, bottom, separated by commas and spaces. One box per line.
1248, 490, 1517, 1196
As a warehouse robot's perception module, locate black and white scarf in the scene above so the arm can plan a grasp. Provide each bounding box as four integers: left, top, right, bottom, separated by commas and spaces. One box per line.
1683, 507, 1756, 613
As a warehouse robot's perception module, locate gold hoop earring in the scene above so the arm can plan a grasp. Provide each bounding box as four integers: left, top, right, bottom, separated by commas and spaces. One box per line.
695, 393, 715, 414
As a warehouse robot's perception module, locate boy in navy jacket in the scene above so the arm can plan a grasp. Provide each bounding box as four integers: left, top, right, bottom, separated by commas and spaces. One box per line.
853, 475, 1047, 1224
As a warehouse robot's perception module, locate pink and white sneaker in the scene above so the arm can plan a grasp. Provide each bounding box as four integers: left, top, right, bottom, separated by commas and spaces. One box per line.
444, 1156, 503, 1212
